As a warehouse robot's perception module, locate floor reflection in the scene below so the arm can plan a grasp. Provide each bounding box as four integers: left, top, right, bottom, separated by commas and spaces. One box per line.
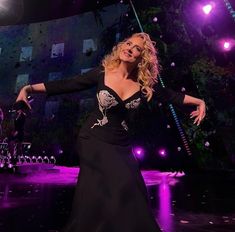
0, 167, 235, 232
158, 175, 173, 232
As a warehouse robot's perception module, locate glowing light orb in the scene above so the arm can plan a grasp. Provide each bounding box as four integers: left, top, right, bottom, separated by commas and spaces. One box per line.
132, 146, 145, 160
224, 42, 230, 50
158, 148, 167, 157
202, 4, 213, 14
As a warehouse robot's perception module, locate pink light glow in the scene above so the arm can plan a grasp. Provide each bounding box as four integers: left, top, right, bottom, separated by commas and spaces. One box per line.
158, 148, 167, 157
132, 146, 145, 160
224, 42, 230, 50
202, 4, 213, 14
158, 176, 173, 232
217, 38, 235, 52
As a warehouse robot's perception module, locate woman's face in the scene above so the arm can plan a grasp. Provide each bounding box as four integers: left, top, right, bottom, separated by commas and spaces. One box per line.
119, 36, 144, 65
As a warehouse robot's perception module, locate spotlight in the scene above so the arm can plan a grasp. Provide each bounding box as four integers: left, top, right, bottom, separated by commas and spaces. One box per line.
31, 156, 37, 163
132, 146, 145, 160
158, 148, 167, 157
43, 156, 49, 164
49, 156, 56, 164
202, 4, 213, 15
37, 156, 43, 163
24, 156, 32, 163
223, 41, 230, 50
8, 163, 13, 169
218, 38, 235, 52
202, 4, 212, 14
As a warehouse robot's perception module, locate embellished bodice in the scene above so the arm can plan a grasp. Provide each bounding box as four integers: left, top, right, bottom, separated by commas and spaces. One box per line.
44, 66, 185, 145
82, 75, 142, 145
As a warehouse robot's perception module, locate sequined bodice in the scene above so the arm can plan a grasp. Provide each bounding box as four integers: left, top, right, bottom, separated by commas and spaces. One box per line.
82, 75, 142, 145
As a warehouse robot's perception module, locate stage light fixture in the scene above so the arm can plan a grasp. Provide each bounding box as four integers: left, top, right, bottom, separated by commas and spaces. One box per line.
202, 4, 213, 15
132, 146, 145, 160
49, 156, 56, 164
223, 41, 230, 50
37, 156, 43, 163
43, 156, 49, 164
31, 156, 37, 163
217, 38, 235, 52
158, 148, 167, 157
8, 163, 13, 169
25, 156, 32, 163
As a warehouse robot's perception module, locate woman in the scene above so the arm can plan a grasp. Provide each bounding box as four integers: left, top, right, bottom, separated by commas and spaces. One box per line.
16, 33, 206, 232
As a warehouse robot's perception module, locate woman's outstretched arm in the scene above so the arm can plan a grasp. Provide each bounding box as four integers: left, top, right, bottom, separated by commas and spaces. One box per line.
154, 86, 206, 126
15, 65, 103, 109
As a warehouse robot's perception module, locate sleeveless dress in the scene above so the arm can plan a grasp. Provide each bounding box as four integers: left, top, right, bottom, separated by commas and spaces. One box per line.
44, 66, 185, 232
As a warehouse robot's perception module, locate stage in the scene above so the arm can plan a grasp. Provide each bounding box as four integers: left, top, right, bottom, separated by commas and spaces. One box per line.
0, 167, 235, 232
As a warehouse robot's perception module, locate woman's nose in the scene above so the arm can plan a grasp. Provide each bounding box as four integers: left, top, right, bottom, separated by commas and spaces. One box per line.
127, 47, 133, 53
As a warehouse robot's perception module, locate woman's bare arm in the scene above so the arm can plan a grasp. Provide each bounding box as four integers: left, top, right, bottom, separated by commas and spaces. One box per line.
16, 83, 46, 109
183, 94, 206, 126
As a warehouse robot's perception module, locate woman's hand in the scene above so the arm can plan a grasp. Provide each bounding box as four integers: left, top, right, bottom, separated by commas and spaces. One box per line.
16, 85, 32, 110
190, 100, 206, 126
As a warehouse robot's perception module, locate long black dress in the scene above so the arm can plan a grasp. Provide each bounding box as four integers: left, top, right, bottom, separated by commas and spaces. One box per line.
44, 66, 185, 232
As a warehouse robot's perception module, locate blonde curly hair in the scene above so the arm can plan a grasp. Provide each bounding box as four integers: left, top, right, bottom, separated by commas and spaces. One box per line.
102, 32, 160, 101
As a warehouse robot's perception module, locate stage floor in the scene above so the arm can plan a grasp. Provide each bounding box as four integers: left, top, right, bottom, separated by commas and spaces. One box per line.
0, 166, 235, 232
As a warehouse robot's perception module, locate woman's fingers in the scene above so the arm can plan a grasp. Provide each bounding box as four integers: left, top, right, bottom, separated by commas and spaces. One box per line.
194, 112, 205, 125
190, 110, 199, 118
192, 113, 203, 125
191, 102, 206, 125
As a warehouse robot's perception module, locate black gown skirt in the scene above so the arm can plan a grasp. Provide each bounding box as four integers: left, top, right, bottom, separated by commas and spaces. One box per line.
61, 134, 161, 232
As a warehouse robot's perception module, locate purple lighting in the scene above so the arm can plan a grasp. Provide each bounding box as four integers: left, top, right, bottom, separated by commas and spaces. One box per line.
158, 148, 167, 157
158, 176, 173, 232
202, 4, 213, 14
217, 39, 235, 52
224, 41, 230, 50
132, 146, 145, 160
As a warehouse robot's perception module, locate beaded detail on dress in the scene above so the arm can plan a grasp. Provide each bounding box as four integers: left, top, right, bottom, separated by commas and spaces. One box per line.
125, 98, 141, 109
121, 120, 128, 131
91, 90, 118, 129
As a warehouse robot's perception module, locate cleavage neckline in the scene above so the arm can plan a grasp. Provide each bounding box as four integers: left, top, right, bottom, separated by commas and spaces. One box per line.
102, 75, 141, 103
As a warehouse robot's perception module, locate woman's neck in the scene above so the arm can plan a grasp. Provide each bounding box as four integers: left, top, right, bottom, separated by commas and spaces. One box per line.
114, 62, 136, 80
